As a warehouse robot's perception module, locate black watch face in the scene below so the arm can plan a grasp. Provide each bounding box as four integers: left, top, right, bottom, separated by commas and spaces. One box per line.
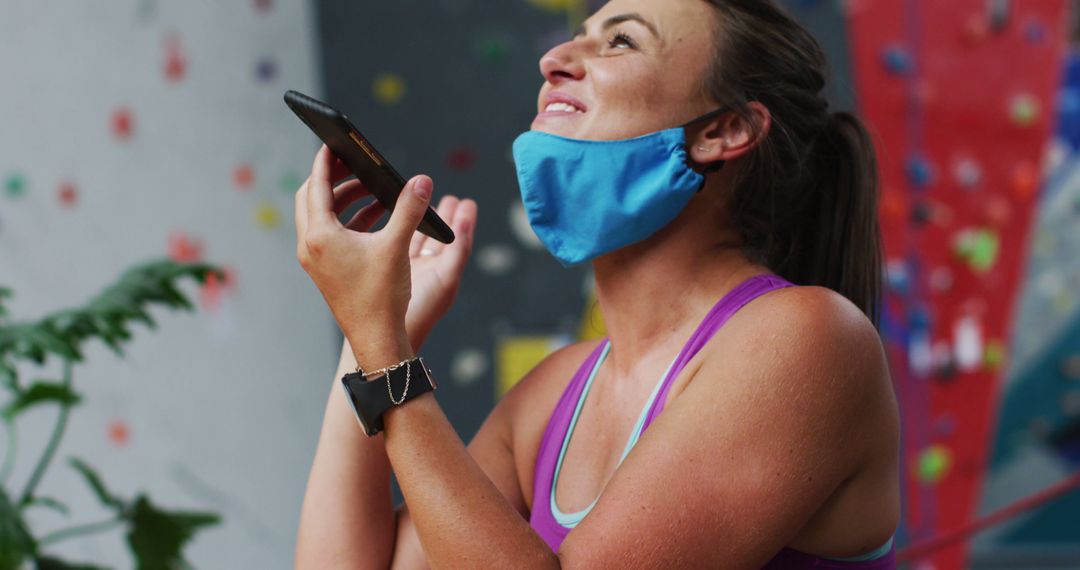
340, 380, 377, 436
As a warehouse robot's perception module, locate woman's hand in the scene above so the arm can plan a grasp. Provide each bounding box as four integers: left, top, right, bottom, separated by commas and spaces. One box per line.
295, 145, 476, 365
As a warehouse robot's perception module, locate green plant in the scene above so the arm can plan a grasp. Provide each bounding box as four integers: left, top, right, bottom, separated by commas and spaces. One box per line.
0, 260, 225, 570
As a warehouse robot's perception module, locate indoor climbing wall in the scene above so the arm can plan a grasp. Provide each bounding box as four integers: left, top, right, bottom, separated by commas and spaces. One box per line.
980, 49, 1080, 559
848, 1, 1071, 568
0, 1, 328, 566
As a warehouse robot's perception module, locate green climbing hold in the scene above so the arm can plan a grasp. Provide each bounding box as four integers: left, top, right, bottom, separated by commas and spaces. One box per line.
4, 174, 26, 198
915, 445, 952, 484
281, 171, 303, 194
474, 36, 511, 64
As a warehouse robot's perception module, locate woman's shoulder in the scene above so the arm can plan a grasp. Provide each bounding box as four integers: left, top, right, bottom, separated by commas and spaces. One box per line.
729, 282, 882, 353
690, 282, 895, 456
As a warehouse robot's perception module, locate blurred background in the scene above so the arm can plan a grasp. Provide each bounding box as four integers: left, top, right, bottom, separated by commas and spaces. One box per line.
0, 0, 1078, 568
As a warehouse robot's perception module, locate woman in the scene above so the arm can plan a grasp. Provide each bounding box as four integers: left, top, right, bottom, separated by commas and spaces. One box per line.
294, 0, 900, 567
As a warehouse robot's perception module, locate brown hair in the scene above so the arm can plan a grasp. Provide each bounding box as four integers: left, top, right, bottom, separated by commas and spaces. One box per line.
702, 0, 883, 325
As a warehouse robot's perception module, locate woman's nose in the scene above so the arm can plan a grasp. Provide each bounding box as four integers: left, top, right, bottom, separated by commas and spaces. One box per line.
539, 40, 586, 85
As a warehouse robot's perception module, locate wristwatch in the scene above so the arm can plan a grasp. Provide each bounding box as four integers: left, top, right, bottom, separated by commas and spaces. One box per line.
340, 357, 438, 436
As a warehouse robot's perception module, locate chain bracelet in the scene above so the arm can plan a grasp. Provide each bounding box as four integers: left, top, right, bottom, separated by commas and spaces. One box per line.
386, 360, 411, 405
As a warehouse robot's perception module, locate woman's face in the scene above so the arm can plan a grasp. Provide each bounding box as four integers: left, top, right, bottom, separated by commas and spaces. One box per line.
532, 0, 717, 141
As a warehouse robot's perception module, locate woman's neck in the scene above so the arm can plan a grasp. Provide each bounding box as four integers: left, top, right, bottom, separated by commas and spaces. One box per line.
591, 191, 767, 380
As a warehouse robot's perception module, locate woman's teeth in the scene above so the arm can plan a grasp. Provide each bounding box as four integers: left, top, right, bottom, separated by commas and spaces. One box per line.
545, 102, 584, 113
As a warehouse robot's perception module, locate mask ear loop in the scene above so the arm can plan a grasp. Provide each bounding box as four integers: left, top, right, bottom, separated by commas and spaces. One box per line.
683, 107, 730, 176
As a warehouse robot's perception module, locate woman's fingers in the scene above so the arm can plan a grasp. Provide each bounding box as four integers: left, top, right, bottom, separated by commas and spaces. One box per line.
329, 156, 352, 185
440, 198, 478, 274
386, 175, 434, 246
306, 145, 340, 230
410, 195, 460, 257
344, 200, 387, 232
332, 178, 371, 216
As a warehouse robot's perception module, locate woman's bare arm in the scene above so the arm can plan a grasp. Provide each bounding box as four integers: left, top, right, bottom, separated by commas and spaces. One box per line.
295, 339, 398, 569
297, 337, 540, 570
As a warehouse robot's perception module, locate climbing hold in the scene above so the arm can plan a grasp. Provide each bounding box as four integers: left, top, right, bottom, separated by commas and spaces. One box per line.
953, 315, 983, 372
932, 341, 958, 382
911, 201, 934, 225
476, 244, 518, 276
929, 266, 954, 293
1010, 161, 1040, 199
167, 231, 203, 263
280, 170, 303, 194
984, 339, 1006, 371
4, 173, 26, 199
255, 201, 281, 229
953, 157, 983, 189
255, 57, 277, 83
234, 163, 254, 191
882, 44, 913, 75
906, 156, 934, 189
111, 106, 135, 141
1023, 19, 1048, 44
473, 35, 511, 64
915, 445, 952, 484
107, 419, 130, 446
952, 228, 1000, 273
57, 181, 77, 208
447, 147, 477, 171
885, 259, 910, 293
934, 415, 957, 438
1010, 94, 1041, 128
373, 73, 407, 106
451, 349, 489, 386
880, 189, 906, 222
164, 35, 187, 82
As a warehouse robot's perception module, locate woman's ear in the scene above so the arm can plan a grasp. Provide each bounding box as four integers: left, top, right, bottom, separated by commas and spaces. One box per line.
687, 102, 771, 165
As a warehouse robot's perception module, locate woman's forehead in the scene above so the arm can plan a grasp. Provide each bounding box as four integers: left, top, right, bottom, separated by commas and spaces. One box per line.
588, 0, 714, 44
590, 0, 712, 26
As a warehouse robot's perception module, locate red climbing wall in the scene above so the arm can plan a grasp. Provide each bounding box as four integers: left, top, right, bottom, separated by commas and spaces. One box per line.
847, 1, 1069, 568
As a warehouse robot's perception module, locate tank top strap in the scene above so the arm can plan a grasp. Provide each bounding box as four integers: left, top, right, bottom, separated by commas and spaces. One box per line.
641, 274, 794, 431
529, 339, 609, 550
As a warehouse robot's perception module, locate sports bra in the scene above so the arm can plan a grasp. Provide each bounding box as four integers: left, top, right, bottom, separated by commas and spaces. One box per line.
528, 273, 897, 568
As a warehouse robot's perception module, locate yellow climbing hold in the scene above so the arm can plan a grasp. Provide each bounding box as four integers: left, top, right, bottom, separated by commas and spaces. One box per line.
255, 201, 281, 229
373, 73, 407, 106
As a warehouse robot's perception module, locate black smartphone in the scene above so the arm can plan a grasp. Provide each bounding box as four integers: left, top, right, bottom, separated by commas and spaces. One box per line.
284, 90, 455, 244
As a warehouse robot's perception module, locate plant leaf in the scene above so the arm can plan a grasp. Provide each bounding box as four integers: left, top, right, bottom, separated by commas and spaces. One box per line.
0, 487, 36, 570
34, 556, 111, 570
21, 496, 70, 517
0, 260, 221, 369
2, 381, 81, 420
68, 458, 124, 512
125, 495, 220, 570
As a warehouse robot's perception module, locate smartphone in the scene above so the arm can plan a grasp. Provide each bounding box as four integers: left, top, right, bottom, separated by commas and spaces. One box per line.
284, 90, 455, 244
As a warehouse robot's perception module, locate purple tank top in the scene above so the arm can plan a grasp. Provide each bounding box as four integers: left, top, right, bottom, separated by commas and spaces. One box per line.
528, 273, 897, 569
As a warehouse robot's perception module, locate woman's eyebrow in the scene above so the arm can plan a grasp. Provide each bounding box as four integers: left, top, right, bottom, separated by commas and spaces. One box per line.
573, 13, 661, 41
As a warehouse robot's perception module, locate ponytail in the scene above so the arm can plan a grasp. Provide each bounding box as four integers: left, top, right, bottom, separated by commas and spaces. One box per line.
702, 0, 883, 327
775, 112, 883, 326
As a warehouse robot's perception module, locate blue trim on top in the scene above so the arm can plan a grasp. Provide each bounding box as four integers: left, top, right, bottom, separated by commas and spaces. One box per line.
550, 341, 676, 528
821, 535, 895, 562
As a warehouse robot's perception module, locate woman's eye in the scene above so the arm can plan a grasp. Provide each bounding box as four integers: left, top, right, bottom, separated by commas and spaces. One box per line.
607, 32, 636, 50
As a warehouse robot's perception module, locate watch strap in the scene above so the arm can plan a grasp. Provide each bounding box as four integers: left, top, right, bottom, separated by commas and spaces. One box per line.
340, 357, 437, 436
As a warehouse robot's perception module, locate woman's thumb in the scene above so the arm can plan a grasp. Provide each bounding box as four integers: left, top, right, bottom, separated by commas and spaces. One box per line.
387, 175, 433, 241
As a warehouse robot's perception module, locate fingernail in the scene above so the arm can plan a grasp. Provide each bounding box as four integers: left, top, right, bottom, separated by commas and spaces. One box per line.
414, 177, 432, 200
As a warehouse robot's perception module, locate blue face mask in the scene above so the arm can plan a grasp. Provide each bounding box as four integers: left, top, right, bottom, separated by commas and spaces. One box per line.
512, 108, 728, 267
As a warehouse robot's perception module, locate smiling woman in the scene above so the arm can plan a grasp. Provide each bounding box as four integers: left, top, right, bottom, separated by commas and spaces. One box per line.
294, 0, 898, 568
